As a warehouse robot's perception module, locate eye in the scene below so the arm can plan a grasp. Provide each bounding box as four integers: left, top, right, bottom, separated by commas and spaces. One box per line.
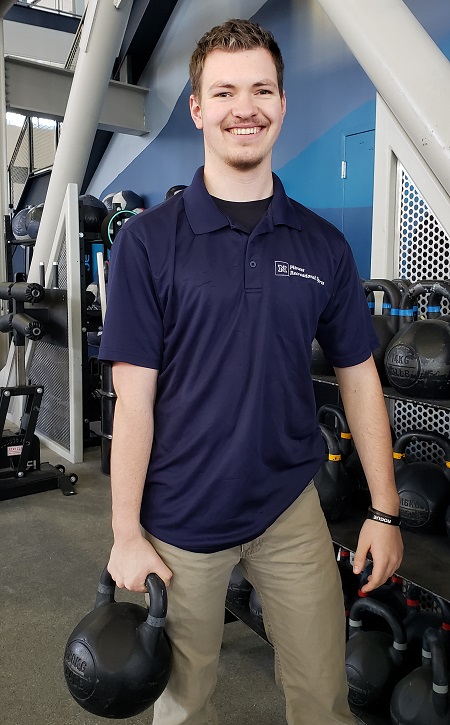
257, 89, 273, 95
214, 91, 232, 98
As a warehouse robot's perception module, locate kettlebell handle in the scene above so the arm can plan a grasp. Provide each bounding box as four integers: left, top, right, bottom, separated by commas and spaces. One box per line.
399, 280, 450, 322
319, 423, 342, 460
362, 279, 402, 316
422, 627, 449, 717
393, 430, 450, 467
95, 567, 168, 624
348, 598, 408, 651
95, 566, 116, 607
317, 405, 352, 442
407, 279, 450, 303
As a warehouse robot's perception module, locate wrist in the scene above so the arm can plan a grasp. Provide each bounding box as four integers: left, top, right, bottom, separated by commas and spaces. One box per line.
112, 520, 143, 543
370, 494, 400, 517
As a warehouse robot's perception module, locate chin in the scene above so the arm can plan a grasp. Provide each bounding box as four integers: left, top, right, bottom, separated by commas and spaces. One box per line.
225, 154, 265, 172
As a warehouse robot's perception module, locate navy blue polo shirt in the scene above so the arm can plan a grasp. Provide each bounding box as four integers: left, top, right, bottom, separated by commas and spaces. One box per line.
99, 167, 378, 553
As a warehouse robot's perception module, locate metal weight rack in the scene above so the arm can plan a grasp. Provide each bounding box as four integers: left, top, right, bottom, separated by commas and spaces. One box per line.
0, 279, 78, 500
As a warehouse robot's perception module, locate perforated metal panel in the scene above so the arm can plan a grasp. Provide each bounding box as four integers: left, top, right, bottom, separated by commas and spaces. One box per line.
28, 240, 70, 452
394, 166, 450, 460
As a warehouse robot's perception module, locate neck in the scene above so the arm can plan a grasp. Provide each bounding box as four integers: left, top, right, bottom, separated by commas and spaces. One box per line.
203, 156, 274, 201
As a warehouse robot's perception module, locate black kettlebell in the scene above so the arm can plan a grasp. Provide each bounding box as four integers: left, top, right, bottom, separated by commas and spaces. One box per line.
363, 279, 402, 385
390, 627, 449, 724
63, 567, 172, 719
393, 430, 450, 533
358, 563, 408, 621
345, 598, 407, 710
317, 403, 369, 501
315, 423, 354, 521
226, 563, 253, 607
385, 279, 450, 398
317, 404, 353, 461
336, 548, 359, 640
403, 585, 450, 670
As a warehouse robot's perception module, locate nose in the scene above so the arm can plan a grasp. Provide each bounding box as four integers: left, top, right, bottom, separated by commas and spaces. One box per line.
231, 91, 258, 119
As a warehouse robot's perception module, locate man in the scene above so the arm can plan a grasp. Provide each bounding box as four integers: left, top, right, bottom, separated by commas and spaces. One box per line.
99, 18, 403, 725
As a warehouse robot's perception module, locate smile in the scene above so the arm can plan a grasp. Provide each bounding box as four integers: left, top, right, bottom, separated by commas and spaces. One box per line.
228, 127, 262, 135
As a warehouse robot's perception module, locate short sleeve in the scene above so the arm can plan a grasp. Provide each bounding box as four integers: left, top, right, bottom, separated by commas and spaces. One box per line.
98, 228, 163, 369
315, 243, 379, 367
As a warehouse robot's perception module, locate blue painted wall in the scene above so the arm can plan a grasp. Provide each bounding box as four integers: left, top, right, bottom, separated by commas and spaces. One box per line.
93, 0, 450, 279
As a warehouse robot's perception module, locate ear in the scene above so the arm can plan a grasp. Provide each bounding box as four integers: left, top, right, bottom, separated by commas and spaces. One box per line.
190, 95, 203, 129
281, 90, 287, 121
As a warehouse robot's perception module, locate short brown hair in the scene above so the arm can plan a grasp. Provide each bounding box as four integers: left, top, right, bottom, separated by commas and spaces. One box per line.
189, 18, 284, 99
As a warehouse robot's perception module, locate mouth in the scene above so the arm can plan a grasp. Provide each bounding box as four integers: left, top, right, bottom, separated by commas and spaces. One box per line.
227, 126, 264, 136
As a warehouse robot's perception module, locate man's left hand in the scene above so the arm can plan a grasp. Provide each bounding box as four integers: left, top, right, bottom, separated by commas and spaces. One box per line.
352, 519, 403, 593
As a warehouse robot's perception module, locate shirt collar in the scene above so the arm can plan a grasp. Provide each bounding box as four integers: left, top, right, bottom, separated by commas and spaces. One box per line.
183, 166, 302, 234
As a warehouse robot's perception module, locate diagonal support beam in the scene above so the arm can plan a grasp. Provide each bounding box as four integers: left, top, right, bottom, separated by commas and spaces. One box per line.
315, 0, 450, 198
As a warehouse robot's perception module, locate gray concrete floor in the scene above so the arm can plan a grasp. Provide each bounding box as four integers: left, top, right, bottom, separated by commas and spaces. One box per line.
0, 444, 287, 725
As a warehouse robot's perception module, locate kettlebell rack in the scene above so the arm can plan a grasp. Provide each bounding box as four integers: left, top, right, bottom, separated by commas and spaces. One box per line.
312, 374, 450, 602
225, 376, 450, 725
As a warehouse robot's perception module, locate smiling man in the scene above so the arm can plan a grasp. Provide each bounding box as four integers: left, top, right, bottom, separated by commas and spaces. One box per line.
99, 18, 402, 725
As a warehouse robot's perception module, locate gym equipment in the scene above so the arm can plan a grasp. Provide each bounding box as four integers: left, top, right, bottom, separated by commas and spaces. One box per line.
100, 208, 138, 249
390, 627, 449, 725
112, 189, 145, 211
99, 362, 116, 476
336, 548, 359, 639
0, 280, 78, 500
345, 598, 407, 710
64, 566, 172, 719
103, 190, 145, 212
393, 430, 450, 532
79, 194, 108, 233
354, 564, 407, 635
403, 585, 450, 670
11, 206, 34, 243
362, 279, 402, 385
226, 563, 253, 607
315, 423, 354, 521
165, 185, 187, 200
317, 404, 353, 460
385, 279, 450, 399
249, 587, 265, 631
358, 564, 408, 619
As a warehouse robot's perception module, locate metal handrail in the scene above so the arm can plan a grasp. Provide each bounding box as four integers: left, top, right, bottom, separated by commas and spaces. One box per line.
14, 1, 84, 18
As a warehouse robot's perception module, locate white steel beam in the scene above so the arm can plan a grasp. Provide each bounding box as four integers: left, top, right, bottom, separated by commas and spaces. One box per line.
5, 56, 148, 135
27, 0, 134, 286
315, 0, 450, 198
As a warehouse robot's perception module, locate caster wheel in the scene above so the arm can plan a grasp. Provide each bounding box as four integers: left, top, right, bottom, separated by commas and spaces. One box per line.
69, 473, 78, 485
55, 464, 65, 474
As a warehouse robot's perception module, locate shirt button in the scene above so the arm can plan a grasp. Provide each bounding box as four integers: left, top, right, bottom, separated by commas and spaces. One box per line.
249, 260, 257, 268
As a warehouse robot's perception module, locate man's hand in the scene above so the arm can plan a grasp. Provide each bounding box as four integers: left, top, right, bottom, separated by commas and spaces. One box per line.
353, 519, 403, 594
108, 535, 173, 593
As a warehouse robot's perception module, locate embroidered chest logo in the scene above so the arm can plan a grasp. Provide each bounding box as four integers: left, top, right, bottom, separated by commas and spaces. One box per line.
274, 261, 324, 286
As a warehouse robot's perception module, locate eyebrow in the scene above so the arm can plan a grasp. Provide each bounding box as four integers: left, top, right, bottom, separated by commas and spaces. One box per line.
207, 78, 278, 92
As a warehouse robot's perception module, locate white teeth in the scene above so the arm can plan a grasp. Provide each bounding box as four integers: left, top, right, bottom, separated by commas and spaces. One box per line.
229, 127, 260, 135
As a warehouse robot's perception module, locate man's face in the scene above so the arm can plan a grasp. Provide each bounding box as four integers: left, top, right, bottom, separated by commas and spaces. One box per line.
190, 47, 286, 173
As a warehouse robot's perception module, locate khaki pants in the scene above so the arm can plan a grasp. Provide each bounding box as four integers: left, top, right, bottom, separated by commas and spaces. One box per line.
147, 482, 354, 725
